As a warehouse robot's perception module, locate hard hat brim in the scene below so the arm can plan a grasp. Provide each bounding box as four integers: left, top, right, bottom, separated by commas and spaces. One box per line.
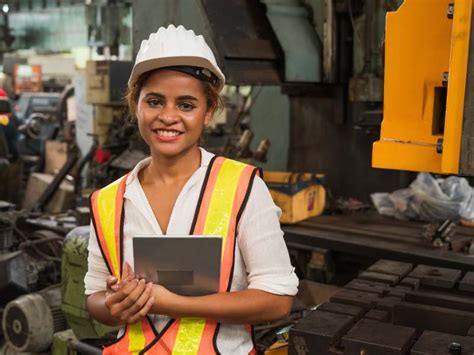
128, 56, 225, 92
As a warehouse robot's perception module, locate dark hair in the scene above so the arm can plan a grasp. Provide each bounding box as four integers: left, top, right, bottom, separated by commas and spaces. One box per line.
125, 68, 224, 121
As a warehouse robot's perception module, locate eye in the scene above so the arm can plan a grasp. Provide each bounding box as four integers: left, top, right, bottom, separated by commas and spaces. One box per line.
178, 102, 195, 112
147, 98, 163, 108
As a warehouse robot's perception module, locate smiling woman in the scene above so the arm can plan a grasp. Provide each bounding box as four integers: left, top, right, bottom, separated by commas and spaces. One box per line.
84, 24, 298, 355
134, 69, 212, 159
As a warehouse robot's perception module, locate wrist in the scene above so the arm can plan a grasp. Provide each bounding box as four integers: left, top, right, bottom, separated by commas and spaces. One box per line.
151, 284, 185, 316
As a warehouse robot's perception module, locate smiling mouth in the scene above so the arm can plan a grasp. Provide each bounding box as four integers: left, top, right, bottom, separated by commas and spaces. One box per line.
152, 129, 183, 137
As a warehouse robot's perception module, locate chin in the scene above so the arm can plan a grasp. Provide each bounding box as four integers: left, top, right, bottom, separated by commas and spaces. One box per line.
150, 142, 197, 159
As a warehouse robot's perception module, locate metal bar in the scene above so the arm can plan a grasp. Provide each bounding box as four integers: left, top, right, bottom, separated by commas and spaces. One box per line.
283, 226, 474, 270
72, 341, 102, 355
33, 150, 78, 212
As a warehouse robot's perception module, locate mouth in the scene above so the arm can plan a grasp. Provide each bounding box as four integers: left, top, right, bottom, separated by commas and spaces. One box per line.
151, 128, 183, 142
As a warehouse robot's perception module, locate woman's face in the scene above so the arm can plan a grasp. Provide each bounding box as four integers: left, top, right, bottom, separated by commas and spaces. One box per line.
136, 69, 212, 159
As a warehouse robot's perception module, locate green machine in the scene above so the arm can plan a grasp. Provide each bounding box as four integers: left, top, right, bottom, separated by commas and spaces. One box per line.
53, 226, 117, 355
1, 226, 116, 354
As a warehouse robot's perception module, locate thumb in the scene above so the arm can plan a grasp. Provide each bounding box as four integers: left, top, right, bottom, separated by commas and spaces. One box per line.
123, 262, 135, 280
106, 275, 119, 292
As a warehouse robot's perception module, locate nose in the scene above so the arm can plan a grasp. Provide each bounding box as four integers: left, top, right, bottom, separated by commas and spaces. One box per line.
157, 103, 179, 126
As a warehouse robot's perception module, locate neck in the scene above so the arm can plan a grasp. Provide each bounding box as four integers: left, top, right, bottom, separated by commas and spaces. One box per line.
145, 145, 201, 184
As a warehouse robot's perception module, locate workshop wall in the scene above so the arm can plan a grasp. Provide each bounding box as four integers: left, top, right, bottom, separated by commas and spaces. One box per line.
132, 0, 211, 57
10, 4, 87, 51
250, 86, 290, 171
288, 96, 416, 202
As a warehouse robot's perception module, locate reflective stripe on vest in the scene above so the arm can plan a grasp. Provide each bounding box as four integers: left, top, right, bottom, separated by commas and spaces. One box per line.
90, 156, 259, 355
90, 173, 157, 355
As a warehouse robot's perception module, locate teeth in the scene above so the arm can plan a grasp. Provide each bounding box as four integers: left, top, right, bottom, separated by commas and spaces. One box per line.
156, 130, 180, 137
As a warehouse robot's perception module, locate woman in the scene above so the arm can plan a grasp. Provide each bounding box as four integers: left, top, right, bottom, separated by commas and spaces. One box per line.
85, 24, 298, 355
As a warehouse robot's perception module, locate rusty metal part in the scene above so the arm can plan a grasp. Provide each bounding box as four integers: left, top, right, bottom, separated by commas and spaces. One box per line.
363, 309, 390, 322
411, 331, 474, 355
317, 302, 365, 319
405, 291, 474, 313
399, 277, 420, 290
468, 326, 474, 337
345, 279, 388, 297
459, 271, 474, 293
0, 217, 14, 252
408, 265, 462, 289
289, 259, 474, 354
254, 139, 270, 163
394, 302, 474, 335
201, 0, 283, 85
33, 149, 78, 212
288, 310, 354, 355
375, 296, 403, 312
358, 271, 399, 286
330, 289, 379, 310
342, 318, 416, 354
366, 259, 413, 279
387, 285, 411, 299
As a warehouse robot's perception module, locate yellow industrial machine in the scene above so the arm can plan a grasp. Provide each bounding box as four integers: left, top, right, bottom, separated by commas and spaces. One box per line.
373, 0, 474, 175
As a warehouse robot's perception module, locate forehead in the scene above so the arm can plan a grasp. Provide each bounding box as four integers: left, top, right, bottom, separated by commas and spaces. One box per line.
140, 69, 205, 96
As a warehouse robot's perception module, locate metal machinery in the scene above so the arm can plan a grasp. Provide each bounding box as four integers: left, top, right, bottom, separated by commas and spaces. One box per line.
0, 217, 115, 354
289, 259, 474, 354
373, 0, 474, 176
0, 212, 64, 353
3, 0, 474, 354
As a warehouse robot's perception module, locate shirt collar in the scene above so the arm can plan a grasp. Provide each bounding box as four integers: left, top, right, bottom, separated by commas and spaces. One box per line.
126, 147, 214, 185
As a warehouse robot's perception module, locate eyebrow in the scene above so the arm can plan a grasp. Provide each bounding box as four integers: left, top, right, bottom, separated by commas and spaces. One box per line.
144, 92, 198, 101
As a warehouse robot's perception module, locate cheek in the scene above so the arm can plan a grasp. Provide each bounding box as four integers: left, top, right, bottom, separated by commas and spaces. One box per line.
183, 110, 208, 132
135, 110, 149, 139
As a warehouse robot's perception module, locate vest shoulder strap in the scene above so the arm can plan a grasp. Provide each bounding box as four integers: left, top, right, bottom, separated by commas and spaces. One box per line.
190, 156, 261, 236
90, 174, 129, 280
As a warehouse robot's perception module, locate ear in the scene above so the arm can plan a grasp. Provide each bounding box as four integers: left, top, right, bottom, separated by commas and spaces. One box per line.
204, 108, 213, 126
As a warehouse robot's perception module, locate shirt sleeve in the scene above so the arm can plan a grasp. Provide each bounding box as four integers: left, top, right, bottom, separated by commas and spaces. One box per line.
84, 222, 110, 295
237, 175, 299, 296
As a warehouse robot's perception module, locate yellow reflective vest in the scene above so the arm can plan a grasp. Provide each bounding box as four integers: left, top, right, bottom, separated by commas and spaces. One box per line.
90, 156, 260, 355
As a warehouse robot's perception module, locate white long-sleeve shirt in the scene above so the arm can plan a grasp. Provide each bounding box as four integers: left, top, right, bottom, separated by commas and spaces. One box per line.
84, 148, 299, 354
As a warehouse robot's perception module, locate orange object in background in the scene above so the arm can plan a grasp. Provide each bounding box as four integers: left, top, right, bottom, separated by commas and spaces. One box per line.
13, 64, 43, 95
264, 171, 326, 224
372, 0, 474, 175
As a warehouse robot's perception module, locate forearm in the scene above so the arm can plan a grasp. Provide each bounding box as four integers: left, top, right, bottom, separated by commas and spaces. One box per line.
152, 287, 293, 324
86, 291, 122, 326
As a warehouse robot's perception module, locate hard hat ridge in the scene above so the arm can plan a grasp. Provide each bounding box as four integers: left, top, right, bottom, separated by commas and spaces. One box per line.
129, 24, 225, 91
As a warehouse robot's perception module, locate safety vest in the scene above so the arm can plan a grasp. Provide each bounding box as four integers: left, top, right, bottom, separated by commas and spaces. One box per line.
90, 156, 260, 355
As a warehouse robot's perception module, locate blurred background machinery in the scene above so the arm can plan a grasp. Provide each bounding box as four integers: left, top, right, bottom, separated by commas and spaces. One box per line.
2, 0, 474, 354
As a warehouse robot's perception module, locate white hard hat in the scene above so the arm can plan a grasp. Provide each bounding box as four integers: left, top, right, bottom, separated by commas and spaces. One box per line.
129, 24, 225, 92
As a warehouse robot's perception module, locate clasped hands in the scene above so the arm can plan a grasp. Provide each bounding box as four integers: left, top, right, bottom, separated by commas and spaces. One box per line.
104, 262, 157, 325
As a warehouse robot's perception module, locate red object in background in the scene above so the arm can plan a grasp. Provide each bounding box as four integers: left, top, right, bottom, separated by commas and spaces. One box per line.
95, 148, 112, 164
13, 64, 43, 95
0, 89, 8, 97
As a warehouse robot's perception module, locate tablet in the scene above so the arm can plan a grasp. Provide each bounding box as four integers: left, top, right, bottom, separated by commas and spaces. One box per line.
133, 235, 222, 296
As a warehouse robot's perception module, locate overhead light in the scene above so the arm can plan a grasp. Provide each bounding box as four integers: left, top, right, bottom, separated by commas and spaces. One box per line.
2, 4, 9, 13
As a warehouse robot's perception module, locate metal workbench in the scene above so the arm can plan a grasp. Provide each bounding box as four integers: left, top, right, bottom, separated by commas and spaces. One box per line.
289, 259, 474, 354
282, 213, 474, 271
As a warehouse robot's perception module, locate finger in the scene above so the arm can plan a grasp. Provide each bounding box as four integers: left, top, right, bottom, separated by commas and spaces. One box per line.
121, 282, 153, 320
118, 264, 135, 289
105, 279, 139, 308
128, 296, 155, 324
106, 279, 143, 318
124, 262, 135, 279
121, 279, 147, 310
106, 276, 119, 292
122, 262, 129, 280
117, 275, 135, 290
